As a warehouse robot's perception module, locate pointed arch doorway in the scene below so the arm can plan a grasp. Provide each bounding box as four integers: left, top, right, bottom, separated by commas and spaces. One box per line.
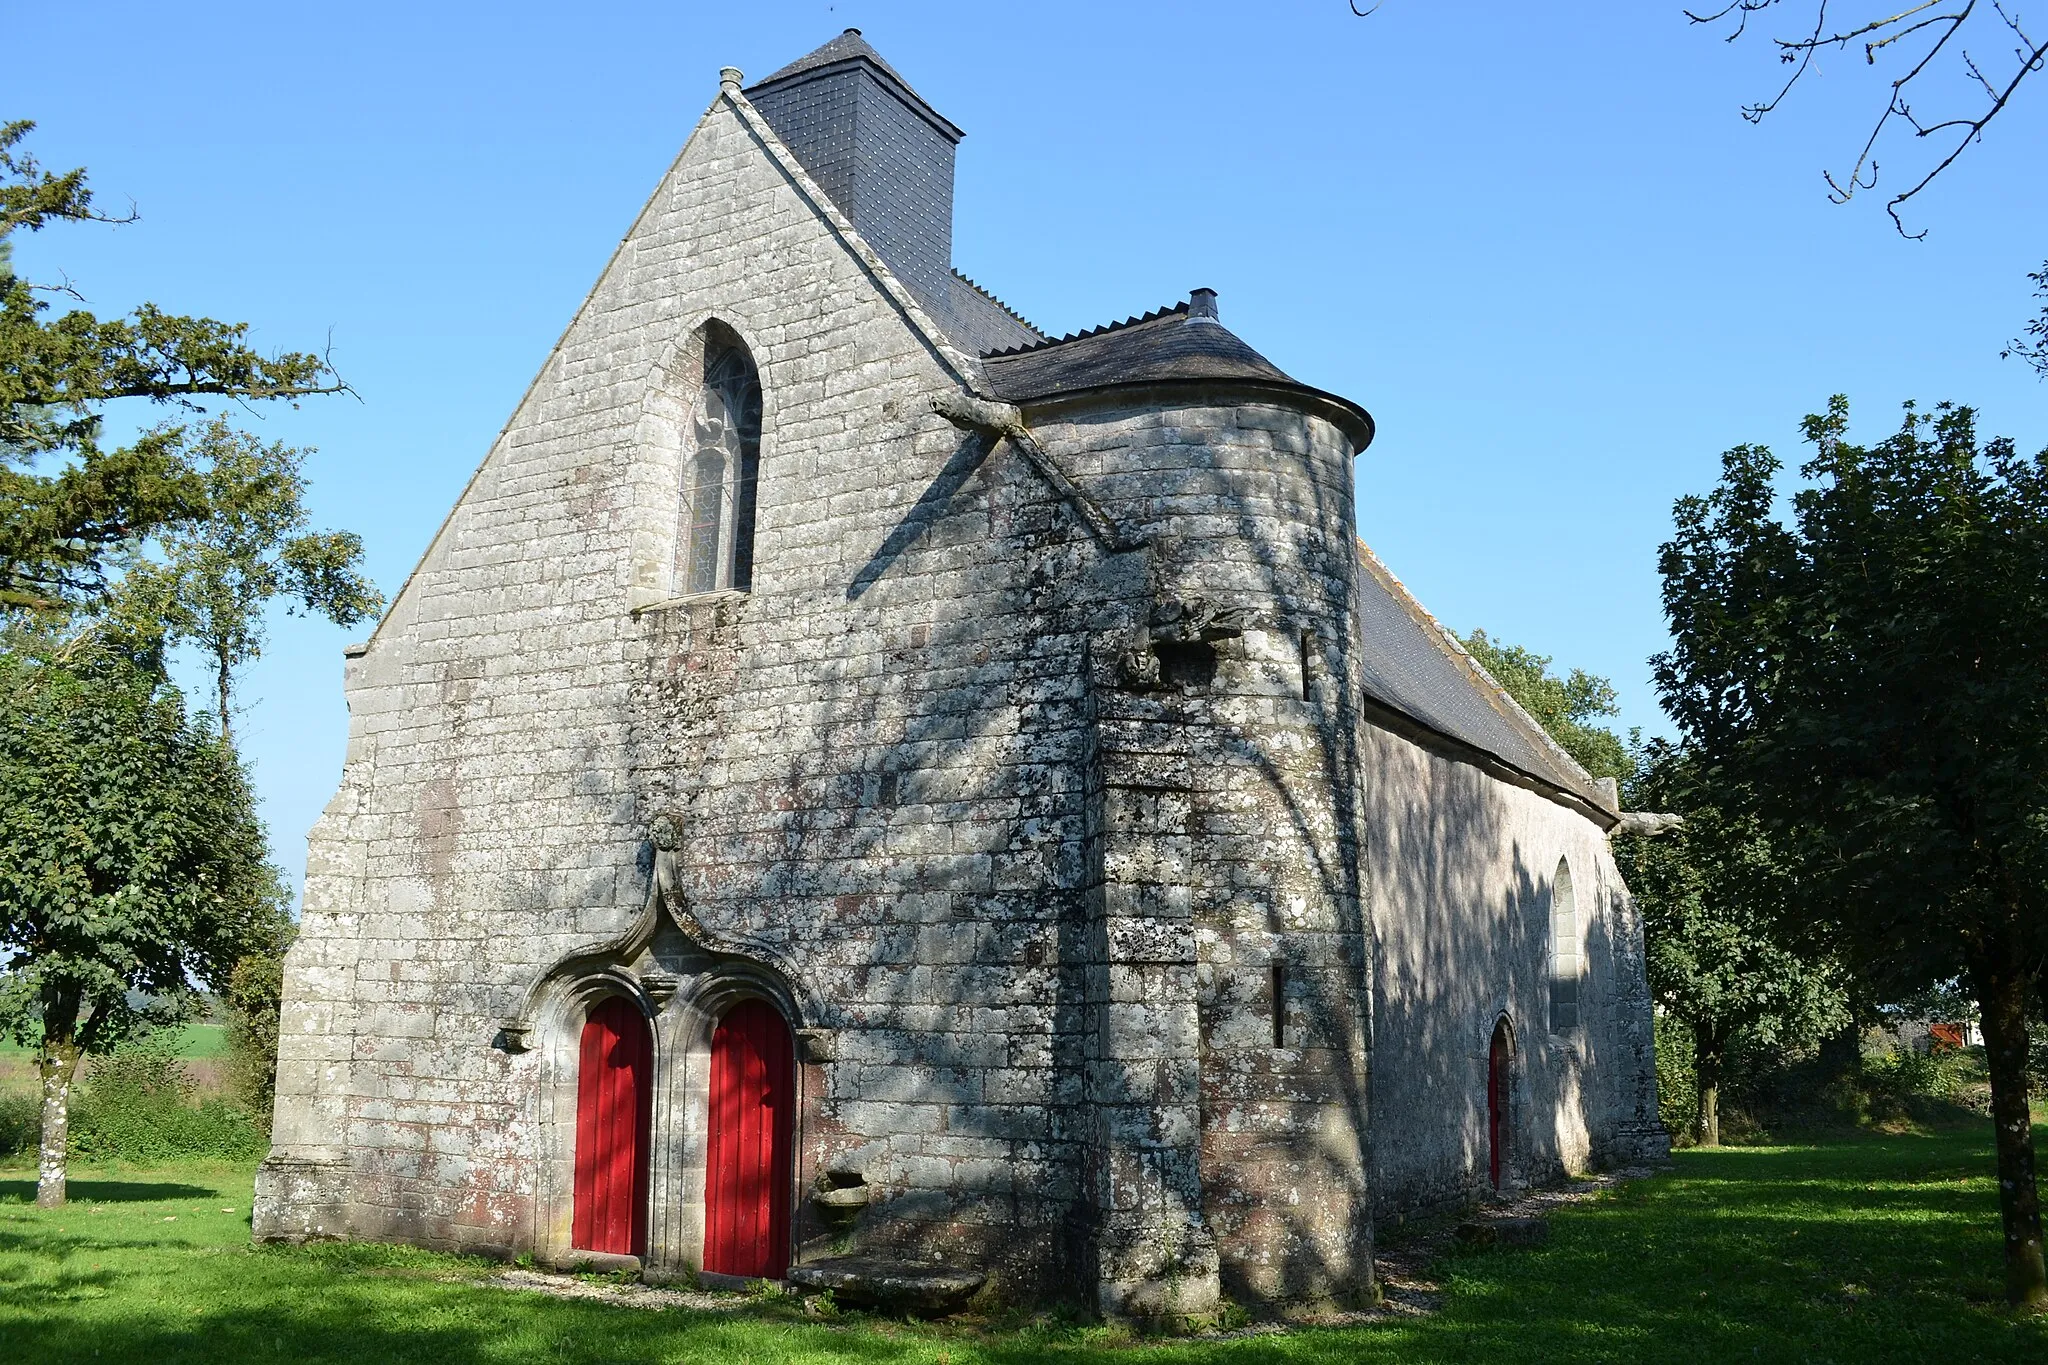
572, 996, 653, 1255
1488, 1018, 1513, 1191
704, 999, 794, 1279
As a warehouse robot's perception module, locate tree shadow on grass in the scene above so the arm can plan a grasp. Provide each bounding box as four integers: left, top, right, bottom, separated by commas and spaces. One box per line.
0, 1292, 988, 1365
0, 1178, 216, 1203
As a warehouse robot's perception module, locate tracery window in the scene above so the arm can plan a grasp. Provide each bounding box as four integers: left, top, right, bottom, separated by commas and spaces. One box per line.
680, 333, 761, 595
1548, 857, 1581, 1033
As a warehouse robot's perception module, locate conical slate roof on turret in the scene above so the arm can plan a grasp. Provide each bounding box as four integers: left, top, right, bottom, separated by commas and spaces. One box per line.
978, 296, 1373, 445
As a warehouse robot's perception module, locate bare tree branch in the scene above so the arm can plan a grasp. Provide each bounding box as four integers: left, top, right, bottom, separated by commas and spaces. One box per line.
1690, 1, 2047, 236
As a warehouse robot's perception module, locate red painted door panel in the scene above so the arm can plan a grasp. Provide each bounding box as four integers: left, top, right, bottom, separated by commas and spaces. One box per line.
572, 996, 651, 1255
704, 999, 793, 1279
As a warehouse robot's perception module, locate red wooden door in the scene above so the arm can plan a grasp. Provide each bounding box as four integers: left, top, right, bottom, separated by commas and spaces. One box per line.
704, 999, 793, 1279
1488, 1022, 1510, 1190
572, 996, 652, 1255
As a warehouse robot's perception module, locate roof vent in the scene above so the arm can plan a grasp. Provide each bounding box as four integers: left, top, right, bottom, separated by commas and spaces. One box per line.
1189, 288, 1219, 320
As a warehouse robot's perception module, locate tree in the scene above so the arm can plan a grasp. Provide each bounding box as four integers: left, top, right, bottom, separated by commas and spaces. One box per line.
127, 418, 381, 737
0, 629, 287, 1207
1462, 628, 1634, 781
1615, 740, 1848, 1145
2006, 261, 2048, 380
1654, 395, 2048, 1308
1, 120, 344, 611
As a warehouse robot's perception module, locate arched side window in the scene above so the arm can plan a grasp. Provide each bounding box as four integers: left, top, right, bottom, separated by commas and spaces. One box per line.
679, 328, 761, 595
1548, 857, 1581, 1033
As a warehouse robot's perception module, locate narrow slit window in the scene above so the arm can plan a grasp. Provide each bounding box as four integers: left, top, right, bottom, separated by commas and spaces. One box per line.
1549, 858, 1581, 1033
679, 331, 762, 595
1298, 631, 1313, 702
1270, 959, 1288, 1049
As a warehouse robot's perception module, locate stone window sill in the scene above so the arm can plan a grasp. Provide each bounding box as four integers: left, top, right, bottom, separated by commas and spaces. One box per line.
630, 588, 749, 616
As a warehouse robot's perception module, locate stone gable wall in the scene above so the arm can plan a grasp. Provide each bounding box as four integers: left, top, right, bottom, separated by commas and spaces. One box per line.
258, 90, 992, 1257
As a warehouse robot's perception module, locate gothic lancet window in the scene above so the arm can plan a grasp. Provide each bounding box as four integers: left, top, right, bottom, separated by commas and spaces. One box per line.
680, 332, 762, 595
1548, 857, 1581, 1033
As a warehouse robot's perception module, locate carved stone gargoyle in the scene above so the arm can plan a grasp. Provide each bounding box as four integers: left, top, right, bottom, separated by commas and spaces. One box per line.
1148, 596, 1249, 645
1119, 595, 1250, 691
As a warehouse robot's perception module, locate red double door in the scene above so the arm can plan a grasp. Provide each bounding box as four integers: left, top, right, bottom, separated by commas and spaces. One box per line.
570, 995, 793, 1277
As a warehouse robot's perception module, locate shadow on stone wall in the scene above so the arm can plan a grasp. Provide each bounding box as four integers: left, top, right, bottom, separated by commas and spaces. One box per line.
625, 394, 1632, 1309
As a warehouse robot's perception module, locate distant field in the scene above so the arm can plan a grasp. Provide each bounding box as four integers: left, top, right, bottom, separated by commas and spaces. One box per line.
0, 1024, 230, 1100
0, 1023, 226, 1061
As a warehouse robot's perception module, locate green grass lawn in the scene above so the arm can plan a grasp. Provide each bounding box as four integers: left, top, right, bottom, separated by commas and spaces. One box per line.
2, 1126, 2043, 1364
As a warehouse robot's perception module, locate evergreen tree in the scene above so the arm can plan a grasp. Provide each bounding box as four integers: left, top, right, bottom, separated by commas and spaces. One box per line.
0, 120, 342, 611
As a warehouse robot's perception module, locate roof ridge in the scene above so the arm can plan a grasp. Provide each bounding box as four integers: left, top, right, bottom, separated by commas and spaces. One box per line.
982, 300, 1190, 359
951, 270, 1043, 338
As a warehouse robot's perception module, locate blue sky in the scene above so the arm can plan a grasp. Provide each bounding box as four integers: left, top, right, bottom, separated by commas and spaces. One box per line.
12, 2, 2045, 900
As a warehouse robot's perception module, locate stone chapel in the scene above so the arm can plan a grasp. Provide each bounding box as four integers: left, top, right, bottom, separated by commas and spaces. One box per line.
253, 31, 1668, 1317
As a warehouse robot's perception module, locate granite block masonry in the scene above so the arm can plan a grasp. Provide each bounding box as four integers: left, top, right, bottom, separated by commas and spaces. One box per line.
253, 30, 1666, 1317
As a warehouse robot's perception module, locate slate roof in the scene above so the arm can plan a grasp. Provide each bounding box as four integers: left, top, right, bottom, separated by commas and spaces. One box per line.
1354, 542, 1613, 813
750, 29, 959, 136
978, 299, 1373, 443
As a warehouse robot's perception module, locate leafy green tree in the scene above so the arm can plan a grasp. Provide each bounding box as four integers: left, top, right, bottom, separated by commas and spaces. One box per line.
1654, 395, 2048, 1308
127, 418, 381, 736
1615, 740, 1848, 1146
1462, 628, 1634, 781
0, 630, 287, 1206
1, 120, 343, 611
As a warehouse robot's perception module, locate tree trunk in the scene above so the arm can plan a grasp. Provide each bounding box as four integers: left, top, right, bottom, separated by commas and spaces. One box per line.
1818, 1018, 1861, 1088
1969, 942, 2048, 1310
215, 646, 233, 741
1694, 1033, 1724, 1148
36, 1036, 81, 1209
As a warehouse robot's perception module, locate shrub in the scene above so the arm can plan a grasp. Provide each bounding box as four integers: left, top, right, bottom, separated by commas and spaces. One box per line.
66, 1035, 267, 1163
1859, 1044, 1988, 1123
0, 1091, 36, 1158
